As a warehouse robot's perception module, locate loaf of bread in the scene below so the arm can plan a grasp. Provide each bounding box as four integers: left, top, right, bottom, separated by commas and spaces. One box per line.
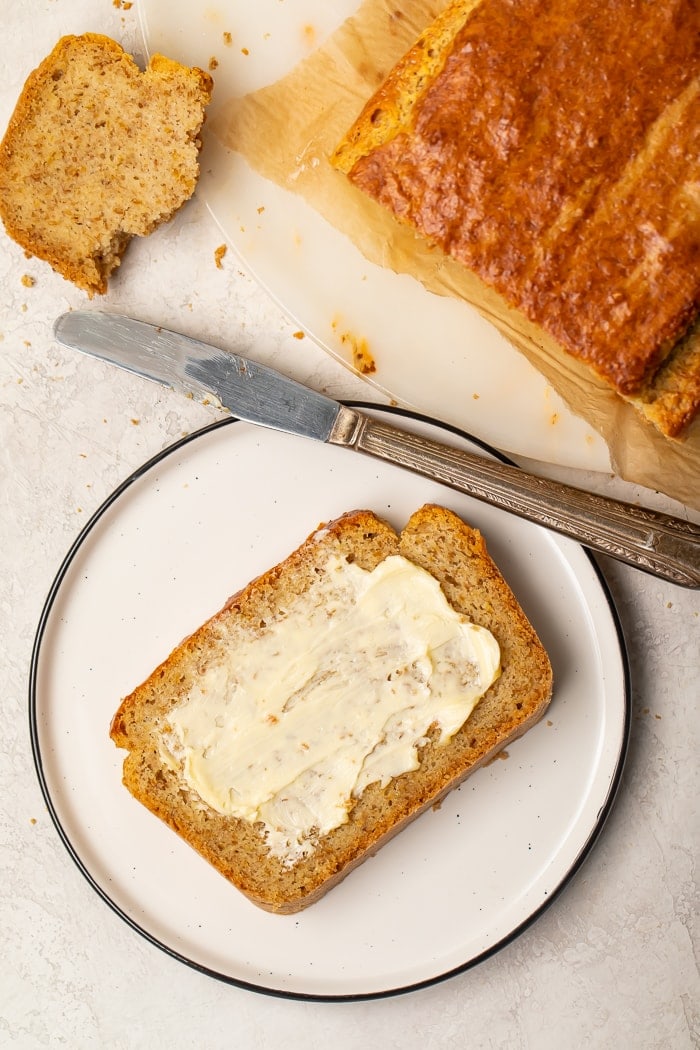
331, 0, 700, 439
110, 504, 553, 913
0, 34, 213, 295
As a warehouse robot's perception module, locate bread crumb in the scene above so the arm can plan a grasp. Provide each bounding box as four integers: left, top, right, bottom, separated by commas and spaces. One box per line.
214, 244, 227, 269
293, 331, 305, 340
337, 328, 376, 375
21, 274, 35, 287
131, 418, 140, 425
472, 392, 480, 400
30, 817, 37, 825
209, 56, 219, 71
352, 339, 376, 374
223, 31, 232, 46
484, 748, 510, 766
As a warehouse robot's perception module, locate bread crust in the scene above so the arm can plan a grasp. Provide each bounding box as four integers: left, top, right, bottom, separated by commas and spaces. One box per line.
332, 0, 700, 438
0, 34, 213, 295
110, 505, 553, 913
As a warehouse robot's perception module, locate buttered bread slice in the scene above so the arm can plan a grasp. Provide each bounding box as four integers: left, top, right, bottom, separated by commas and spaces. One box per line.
110, 505, 553, 914
0, 34, 213, 295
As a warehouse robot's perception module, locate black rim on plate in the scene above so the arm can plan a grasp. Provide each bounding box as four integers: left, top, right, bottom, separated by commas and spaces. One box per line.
28, 403, 632, 1002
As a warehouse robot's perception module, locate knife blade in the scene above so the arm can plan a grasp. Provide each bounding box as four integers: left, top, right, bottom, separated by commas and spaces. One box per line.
54, 311, 700, 588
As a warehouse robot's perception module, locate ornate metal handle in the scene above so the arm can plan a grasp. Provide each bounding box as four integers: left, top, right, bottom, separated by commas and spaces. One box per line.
330, 409, 700, 587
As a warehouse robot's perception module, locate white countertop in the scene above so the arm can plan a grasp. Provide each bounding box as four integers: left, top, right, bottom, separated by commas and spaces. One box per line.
2, 3, 698, 1047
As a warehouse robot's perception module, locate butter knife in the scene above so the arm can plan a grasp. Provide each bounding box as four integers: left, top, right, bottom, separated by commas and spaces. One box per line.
54, 311, 700, 588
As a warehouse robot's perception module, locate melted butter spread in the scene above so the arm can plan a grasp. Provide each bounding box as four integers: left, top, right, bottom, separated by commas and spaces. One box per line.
166, 553, 500, 864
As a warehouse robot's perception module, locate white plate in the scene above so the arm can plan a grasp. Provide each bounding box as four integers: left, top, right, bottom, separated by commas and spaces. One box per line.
138, 0, 611, 471
30, 406, 629, 1000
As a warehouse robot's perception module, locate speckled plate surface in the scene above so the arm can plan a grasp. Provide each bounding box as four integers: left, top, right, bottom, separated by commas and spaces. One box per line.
138, 0, 611, 471
30, 407, 629, 1000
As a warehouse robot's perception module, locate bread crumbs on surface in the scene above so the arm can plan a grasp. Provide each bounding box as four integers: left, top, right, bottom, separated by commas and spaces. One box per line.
241, 47, 250, 56
223, 32, 233, 46
21, 274, 35, 287
334, 323, 376, 374
30, 817, 37, 825
352, 338, 376, 375
131, 418, 140, 425
209, 56, 219, 71
484, 748, 510, 766
214, 243, 227, 268
293, 331, 305, 339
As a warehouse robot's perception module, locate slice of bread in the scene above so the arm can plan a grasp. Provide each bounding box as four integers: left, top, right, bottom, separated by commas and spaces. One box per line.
110, 505, 553, 913
0, 34, 213, 295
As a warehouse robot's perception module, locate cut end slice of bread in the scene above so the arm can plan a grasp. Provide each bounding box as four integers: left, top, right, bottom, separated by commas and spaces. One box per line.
0, 34, 213, 295
110, 505, 553, 913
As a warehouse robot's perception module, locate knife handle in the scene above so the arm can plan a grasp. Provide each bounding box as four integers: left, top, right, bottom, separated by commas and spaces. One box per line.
336, 410, 700, 588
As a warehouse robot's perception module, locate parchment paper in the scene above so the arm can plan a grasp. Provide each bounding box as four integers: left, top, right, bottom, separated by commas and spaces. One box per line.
214, 0, 699, 509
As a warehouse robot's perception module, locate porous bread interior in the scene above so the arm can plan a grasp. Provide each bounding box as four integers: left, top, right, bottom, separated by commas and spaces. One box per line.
629, 318, 700, 438
0, 34, 213, 295
110, 505, 553, 914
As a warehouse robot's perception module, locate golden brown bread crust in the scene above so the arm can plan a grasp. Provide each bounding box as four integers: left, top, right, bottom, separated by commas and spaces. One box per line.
0, 34, 213, 295
110, 505, 553, 914
332, 0, 700, 437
